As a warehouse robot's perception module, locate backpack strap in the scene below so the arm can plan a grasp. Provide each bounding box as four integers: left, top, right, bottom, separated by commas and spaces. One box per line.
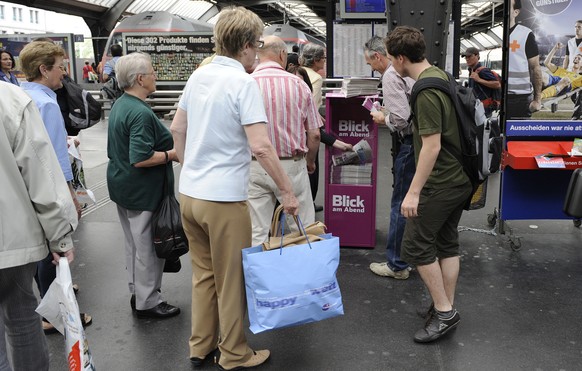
409, 72, 466, 169
409, 74, 454, 125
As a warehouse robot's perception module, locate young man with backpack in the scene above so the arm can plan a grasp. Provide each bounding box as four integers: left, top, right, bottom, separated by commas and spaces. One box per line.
102, 44, 122, 82
385, 26, 473, 343
101, 44, 124, 103
463, 47, 501, 117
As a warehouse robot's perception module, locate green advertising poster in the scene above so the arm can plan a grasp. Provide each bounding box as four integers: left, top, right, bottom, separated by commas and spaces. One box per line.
122, 32, 214, 84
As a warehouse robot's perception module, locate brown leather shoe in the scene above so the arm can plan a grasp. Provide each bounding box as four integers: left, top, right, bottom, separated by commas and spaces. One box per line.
218, 349, 270, 370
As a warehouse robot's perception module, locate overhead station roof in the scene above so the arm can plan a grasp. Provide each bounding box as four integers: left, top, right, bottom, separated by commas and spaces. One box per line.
6, 0, 504, 48
459, 0, 504, 53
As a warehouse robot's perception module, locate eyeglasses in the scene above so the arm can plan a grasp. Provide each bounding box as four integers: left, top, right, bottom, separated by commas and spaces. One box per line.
255, 40, 264, 48
141, 71, 157, 78
49, 64, 66, 71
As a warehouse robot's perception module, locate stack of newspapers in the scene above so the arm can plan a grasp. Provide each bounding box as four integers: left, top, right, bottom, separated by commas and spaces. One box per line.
330, 163, 372, 185
330, 139, 373, 185
340, 77, 380, 98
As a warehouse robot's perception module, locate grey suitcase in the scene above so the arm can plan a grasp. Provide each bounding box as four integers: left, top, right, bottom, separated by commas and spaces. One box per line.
563, 168, 582, 218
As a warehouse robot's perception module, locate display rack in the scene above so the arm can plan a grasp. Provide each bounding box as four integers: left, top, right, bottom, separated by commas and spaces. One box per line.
324, 93, 378, 248
492, 120, 582, 249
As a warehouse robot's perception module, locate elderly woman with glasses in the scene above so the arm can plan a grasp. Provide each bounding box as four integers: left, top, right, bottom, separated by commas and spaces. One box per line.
171, 6, 298, 370
106, 52, 180, 320
19, 40, 90, 333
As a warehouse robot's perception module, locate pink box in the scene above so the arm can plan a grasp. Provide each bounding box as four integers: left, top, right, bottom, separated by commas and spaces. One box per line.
324, 94, 378, 248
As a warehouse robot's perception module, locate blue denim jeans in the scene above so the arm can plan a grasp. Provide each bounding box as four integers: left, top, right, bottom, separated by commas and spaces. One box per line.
386, 139, 416, 271
0, 262, 49, 371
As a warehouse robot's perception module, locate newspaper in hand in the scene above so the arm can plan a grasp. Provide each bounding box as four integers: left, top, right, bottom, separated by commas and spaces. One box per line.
332, 139, 373, 166
362, 97, 379, 112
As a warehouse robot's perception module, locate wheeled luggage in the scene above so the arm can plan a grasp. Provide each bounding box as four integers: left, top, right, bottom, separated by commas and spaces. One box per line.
563, 168, 582, 218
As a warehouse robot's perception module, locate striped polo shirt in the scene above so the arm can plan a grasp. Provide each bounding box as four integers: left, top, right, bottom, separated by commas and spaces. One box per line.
252, 61, 322, 157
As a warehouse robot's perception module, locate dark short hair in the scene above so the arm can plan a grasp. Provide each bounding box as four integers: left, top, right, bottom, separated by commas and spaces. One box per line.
286, 53, 299, 69
110, 44, 123, 57
514, 0, 521, 10
1, 50, 16, 69
385, 26, 426, 63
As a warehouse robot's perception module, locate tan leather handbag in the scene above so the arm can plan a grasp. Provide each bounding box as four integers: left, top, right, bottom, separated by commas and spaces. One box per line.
262, 205, 327, 251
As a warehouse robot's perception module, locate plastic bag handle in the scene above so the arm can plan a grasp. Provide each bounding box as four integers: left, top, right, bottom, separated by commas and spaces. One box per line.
55, 257, 72, 287
278, 213, 313, 255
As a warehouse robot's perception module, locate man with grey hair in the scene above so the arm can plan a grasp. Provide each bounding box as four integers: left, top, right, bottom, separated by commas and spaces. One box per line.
364, 35, 416, 280
249, 35, 321, 245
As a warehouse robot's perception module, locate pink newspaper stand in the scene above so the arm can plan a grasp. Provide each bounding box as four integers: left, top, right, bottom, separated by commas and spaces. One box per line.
324, 92, 378, 248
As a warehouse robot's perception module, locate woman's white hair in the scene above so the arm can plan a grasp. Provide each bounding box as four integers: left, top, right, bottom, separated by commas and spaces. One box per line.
115, 52, 152, 90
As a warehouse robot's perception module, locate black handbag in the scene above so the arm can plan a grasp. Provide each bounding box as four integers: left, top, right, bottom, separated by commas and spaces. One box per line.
152, 163, 189, 262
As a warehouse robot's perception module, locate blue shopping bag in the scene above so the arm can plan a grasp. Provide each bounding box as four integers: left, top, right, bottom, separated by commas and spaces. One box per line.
242, 229, 344, 334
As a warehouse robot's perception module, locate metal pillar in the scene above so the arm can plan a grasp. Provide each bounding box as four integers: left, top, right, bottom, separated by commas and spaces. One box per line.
386, 0, 452, 68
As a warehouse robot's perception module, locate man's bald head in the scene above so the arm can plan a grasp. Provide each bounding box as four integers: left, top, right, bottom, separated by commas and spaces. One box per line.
258, 35, 287, 68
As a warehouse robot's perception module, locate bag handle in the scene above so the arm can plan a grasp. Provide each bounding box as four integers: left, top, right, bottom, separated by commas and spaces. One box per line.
160, 158, 179, 250
278, 212, 313, 254
55, 257, 72, 287
270, 205, 284, 237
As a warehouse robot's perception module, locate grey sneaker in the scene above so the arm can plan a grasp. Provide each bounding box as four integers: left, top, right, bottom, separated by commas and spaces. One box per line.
369, 262, 409, 279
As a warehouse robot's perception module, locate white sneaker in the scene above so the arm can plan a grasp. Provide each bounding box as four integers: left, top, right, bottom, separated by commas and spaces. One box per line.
370, 262, 410, 280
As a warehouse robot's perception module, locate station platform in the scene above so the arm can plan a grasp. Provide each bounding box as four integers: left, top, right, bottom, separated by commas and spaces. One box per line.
45, 119, 582, 370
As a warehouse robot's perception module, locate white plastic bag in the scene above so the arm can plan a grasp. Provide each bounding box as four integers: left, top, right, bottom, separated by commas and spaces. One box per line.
68, 138, 96, 207
36, 257, 96, 370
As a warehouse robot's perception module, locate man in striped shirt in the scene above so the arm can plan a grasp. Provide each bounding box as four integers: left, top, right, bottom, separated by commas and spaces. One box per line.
249, 36, 322, 245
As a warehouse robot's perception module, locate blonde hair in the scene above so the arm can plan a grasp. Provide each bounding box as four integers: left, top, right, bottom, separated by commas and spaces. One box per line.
214, 7, 263, 57
19, 41, 65, 81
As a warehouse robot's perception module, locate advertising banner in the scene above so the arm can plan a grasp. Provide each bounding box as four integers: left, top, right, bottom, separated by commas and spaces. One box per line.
0, 34, 75, 82
507, 0, 582, 128
123, 32, 214, 84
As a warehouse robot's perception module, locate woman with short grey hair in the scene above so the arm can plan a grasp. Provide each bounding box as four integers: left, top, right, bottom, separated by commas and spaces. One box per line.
106, 52, 180, 319
299, 43, 326, 108
115, 52, 152, 89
